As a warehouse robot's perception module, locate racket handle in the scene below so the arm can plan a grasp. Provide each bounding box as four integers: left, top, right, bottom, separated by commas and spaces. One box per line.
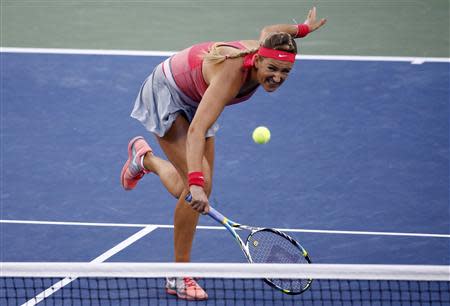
185, 193, 193, 203
207, 207, 227, 224
184, 193, 227, 224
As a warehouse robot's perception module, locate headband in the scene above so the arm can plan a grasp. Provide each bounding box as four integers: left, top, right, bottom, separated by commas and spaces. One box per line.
257, 47, 296, 63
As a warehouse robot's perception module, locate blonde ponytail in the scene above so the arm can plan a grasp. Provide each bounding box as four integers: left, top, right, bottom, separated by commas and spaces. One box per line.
203, 42, 259, 65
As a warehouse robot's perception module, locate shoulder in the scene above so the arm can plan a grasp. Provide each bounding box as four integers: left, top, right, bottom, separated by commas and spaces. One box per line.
213, 40, 259, 55
202, 40, 259, 84
237, 40, 260, 50
204, 55, 244, 82
203, 57, 246, 88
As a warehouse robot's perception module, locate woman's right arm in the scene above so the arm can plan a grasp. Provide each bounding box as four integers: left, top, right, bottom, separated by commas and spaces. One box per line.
186, 58, 246, 213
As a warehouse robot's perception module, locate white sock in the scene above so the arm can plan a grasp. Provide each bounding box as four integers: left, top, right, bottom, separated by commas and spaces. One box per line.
140, 155, 146, 170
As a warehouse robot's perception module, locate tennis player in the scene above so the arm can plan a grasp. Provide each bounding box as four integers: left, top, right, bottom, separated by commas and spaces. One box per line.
121, 7, 326, 300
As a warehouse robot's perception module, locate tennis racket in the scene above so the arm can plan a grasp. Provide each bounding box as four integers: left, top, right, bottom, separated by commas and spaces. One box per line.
185, 193, 313, 295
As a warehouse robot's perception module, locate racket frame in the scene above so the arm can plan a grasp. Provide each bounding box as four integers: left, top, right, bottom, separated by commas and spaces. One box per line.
208, 205, 313, 294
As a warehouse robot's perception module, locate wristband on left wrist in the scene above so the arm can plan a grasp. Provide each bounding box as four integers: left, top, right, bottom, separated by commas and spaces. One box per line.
295, 24, 310, 38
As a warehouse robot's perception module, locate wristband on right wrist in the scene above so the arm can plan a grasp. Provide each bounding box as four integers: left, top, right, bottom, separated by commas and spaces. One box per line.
188, 171, 205, 188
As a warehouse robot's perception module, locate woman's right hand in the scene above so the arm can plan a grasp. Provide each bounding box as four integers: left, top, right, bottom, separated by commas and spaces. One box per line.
188, 185, 210, 214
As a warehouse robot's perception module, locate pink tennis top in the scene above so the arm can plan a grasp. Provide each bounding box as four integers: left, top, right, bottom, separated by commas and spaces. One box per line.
169, 41, 258, 105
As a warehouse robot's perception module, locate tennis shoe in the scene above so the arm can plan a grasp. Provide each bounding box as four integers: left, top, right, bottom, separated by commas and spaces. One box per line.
165, 277, 208, 301
120, 136, 152, 190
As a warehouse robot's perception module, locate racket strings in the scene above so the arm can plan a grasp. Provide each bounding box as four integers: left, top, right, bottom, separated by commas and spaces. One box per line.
247, 230, 311, 292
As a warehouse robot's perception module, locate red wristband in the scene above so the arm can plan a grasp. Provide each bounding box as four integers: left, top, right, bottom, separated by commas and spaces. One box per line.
188, 171, 205, 188
296, 24, 310, 38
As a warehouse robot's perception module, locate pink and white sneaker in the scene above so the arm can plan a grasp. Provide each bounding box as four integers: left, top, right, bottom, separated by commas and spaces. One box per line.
165, 277, 208, 301
120, 136, 152, 190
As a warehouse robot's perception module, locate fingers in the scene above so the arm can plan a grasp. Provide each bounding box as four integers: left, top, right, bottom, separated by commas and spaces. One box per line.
305, 6, 319, 26
189, 196, 209, 214
311, 6, 316, 20
203, 204, 210, 215
304, 6, 327, 32
191, 200, 206, 212
314, 18, 327, 31
195, 203, 209, 214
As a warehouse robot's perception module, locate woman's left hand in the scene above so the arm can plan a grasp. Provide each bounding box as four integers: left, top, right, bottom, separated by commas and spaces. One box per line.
304, 6, 327, 32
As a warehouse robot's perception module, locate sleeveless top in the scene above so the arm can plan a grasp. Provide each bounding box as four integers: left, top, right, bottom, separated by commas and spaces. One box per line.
168, 41, 258, 105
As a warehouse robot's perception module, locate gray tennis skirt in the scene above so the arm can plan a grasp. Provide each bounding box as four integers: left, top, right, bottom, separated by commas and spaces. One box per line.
130, 58, 219, 138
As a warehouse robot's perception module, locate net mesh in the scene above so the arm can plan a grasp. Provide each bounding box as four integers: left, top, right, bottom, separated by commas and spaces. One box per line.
1, 263, 449, 306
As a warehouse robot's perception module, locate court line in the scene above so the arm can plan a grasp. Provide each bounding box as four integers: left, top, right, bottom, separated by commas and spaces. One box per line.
23, 225, 157, 306
2, 219, 449, 238
1, 47, 449, 63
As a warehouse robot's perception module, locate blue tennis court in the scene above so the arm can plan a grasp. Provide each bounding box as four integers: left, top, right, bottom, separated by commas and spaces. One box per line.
1, 50, 449, 268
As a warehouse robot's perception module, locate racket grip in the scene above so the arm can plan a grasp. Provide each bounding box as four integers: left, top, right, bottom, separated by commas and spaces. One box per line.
207, 207, 227, 224
184, 193, 226, 224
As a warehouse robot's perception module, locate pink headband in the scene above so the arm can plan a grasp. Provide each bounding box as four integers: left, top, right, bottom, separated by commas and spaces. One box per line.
257, 47, 296, 63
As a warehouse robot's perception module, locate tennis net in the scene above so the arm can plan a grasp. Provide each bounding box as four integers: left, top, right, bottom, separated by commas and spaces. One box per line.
1, 262, 449, 305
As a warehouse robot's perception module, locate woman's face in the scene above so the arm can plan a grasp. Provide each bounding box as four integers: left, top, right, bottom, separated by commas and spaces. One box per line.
254, 56, 294, 92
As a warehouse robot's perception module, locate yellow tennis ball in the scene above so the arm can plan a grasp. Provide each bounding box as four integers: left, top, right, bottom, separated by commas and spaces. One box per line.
252, 126, 271, 144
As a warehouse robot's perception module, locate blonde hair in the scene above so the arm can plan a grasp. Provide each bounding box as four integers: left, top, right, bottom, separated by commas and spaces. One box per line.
203, 42, 259, 65
203, 33, 297, 65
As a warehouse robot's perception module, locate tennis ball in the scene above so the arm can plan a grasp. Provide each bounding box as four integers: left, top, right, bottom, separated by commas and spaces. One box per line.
252, 126, 271, 144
